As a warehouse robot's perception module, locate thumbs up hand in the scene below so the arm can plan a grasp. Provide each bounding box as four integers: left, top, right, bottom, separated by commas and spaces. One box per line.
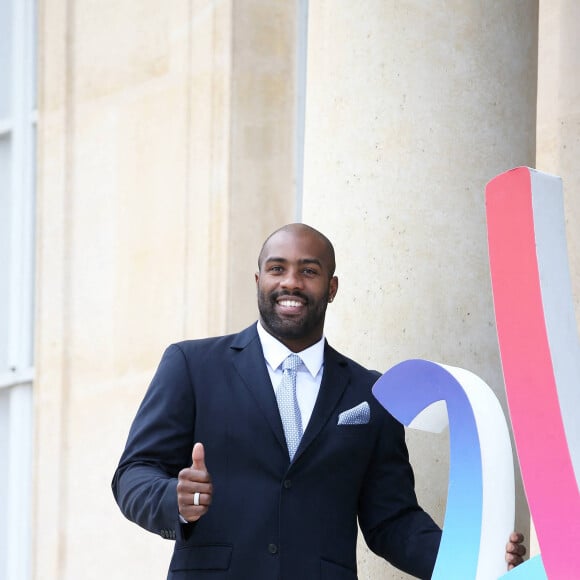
177, 442, 213, 523
192, 442, 207, 471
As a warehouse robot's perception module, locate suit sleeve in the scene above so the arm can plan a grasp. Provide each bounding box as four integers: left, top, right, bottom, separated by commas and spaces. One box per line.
358, 408, 442, 579
111, 344, 195, 539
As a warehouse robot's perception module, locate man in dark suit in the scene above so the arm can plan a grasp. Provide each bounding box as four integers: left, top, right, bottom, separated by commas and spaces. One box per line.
112, 223, 525, 579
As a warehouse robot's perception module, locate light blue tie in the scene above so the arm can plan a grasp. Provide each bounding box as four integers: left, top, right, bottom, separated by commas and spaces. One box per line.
276, 354, 303, 460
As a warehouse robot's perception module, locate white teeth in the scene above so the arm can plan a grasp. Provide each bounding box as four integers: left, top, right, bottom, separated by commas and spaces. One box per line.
279, 299, 302, 307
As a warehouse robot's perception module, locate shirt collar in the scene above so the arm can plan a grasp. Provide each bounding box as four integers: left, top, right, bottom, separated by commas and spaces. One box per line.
257, 321, 325, 378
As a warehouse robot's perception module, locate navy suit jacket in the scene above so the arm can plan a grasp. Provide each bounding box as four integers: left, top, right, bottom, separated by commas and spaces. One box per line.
112, 324, 441, 579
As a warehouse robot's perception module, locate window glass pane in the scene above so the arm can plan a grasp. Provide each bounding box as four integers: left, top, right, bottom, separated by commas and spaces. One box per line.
0, 389, 9, 579
32, 0, 37, 111
29, 0, 38, 113
5, 383, 33, 580
0, 135, 12, 372
23, 126, 36, 366
0, 0, 12, 119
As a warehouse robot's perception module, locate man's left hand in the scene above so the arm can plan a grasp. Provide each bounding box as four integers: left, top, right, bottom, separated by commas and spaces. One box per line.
505, 532, 526, 570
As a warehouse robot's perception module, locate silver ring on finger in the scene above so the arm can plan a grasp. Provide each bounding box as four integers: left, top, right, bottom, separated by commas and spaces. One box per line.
193, 491, 200, 506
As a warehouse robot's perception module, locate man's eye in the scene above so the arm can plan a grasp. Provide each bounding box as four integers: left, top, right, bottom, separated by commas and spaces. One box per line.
270, 266, 283, 273
303, 268, 317, 276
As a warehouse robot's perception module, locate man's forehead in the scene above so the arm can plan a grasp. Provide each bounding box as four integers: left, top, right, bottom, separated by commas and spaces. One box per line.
260, 230, 332, 270
263, 229, 328, 258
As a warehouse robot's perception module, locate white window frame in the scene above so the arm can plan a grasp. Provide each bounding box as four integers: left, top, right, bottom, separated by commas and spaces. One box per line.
0, 0, 37, 578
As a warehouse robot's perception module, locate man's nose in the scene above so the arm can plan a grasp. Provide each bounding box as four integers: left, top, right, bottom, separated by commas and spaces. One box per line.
280, 269, 303, 289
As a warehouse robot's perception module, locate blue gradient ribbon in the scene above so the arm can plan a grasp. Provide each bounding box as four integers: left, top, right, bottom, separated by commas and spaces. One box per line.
373, 359, 514, 579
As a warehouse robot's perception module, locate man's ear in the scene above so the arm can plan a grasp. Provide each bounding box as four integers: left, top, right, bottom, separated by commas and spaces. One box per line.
329, 276, 338, 302
255, 272, 259, 285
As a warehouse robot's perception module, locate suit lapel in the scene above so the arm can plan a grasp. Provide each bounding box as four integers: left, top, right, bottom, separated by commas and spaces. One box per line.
229, 325, 288, 455
293, 343, 350, 463
229, 326, 351, 465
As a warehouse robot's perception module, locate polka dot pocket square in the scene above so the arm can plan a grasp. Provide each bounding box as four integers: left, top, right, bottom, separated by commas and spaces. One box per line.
337, 401, 371, 425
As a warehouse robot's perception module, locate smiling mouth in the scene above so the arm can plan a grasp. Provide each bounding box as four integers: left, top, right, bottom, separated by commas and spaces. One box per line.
277, 299, 304, 308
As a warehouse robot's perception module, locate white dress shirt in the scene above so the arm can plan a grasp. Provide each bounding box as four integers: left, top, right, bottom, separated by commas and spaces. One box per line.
257, 321, 324, 430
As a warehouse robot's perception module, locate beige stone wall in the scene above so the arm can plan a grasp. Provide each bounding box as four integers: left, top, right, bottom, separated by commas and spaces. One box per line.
35, 1, 297, 579
303, 1, 538, 577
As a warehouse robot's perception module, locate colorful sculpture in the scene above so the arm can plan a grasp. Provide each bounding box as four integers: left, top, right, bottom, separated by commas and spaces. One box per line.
373, 167, 580, 579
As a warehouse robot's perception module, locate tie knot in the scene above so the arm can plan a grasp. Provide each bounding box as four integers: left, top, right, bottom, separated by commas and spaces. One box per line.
282, 354, 302, 373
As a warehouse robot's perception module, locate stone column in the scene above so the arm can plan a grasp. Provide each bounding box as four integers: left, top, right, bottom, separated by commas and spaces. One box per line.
533, 0, 580, 558
537, 0, 580, 327
302, 2, 538, 578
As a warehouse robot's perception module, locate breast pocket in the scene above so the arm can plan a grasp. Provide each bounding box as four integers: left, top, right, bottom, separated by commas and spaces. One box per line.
335, 423, 372, 444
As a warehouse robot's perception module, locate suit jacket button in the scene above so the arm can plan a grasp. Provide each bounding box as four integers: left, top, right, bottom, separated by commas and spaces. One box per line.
283, 479, 292, 489
268, 543, 278, 554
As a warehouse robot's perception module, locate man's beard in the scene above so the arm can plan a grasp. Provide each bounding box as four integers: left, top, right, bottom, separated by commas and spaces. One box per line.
257, 288, 328, 341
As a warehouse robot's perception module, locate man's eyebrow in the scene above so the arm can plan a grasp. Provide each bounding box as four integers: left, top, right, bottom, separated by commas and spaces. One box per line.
263, 257, 323, 267
299, 258, 322, 267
